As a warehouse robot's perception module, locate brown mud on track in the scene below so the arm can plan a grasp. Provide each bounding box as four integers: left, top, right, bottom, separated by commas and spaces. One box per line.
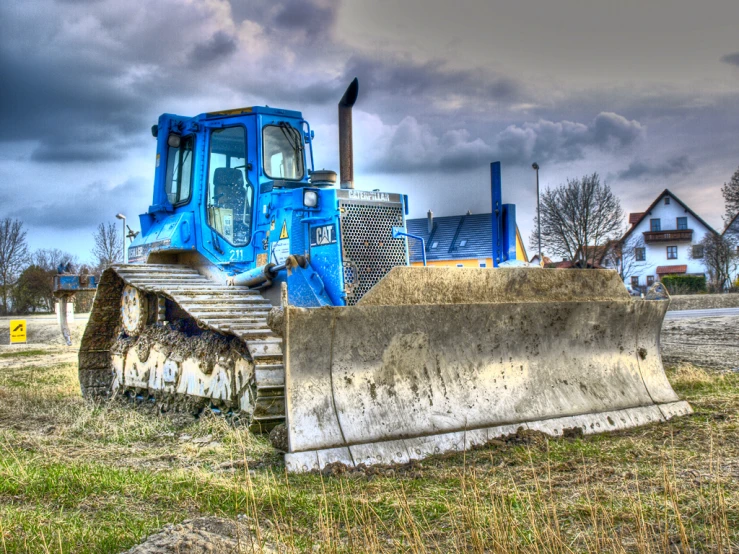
661, 314, 739, 370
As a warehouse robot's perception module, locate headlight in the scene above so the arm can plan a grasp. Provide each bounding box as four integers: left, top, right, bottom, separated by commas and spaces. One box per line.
303, 190, 318, 208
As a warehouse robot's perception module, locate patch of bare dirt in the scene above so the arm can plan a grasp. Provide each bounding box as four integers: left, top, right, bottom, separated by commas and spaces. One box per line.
0, 346, 76, 370
122, 517, 279, 553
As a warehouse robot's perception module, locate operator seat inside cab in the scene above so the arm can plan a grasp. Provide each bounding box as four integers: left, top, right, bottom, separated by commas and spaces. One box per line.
213, 168, 245, 207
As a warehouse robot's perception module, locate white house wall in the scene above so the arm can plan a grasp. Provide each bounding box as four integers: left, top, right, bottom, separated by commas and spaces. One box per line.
623, 194, 712, 287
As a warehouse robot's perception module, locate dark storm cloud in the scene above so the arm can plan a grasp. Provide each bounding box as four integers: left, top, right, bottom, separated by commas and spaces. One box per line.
345, 54, 522, 105
189, 31, 238, 68
617, 155, 693, 180
9, 177, 148, 229
30, 142, 120, 163
360, 110, 644, 173
591, 113, 645, 148
0, 2, 170, 162
0, 50, 152, 162
237, 78, 347, 107
721, 52, 739, 67
273, 0, 339, 32
0, 49, 147, 140
0, 0, 523, 166
229, 0, 340, 40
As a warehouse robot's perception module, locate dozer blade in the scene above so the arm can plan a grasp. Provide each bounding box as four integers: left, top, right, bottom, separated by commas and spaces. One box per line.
283, 267, 691, 472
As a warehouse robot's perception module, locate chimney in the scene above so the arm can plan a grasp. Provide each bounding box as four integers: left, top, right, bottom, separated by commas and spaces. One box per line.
427, 210, 434, 234
338, 78, 359, 189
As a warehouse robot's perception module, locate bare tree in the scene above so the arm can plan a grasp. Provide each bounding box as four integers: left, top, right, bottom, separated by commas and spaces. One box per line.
33, 248, 76, 273
92, 222, 123, 271
29, 249, 78, 311
721, 165, 739, 226
694, 233, 738, 291
0, 218, 30, 314
529, 173, 624, 267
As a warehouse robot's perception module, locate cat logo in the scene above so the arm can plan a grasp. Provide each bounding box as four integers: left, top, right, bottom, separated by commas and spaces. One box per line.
279, 220, 289, 240
310, 224, 337, 247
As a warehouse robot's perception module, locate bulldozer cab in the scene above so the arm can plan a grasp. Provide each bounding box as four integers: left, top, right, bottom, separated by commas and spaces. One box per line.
129, 108, 313, 270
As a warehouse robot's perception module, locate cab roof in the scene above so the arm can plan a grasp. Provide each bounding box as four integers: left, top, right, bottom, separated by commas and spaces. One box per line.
201, 105, 303, 120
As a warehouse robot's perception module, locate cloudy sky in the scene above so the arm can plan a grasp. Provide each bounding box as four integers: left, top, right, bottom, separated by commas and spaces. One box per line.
1, 0, 738, 262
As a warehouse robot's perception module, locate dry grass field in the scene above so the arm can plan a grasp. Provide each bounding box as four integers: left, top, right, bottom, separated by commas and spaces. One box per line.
0, 343, 737, 553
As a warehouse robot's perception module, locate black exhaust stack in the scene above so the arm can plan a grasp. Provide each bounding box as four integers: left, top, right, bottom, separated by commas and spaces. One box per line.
338, 78, 359, 189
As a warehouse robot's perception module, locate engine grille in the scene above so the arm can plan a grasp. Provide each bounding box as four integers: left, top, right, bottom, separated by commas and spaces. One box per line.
339, 200, 407, 305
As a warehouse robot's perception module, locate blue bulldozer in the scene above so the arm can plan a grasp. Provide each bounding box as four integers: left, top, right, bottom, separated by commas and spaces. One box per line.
56, 79, 691, 472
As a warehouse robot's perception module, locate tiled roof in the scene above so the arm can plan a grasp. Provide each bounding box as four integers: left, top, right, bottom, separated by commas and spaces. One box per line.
656, 265, 687, 274
629, 212, 645, 225
621, 189, 717, 243
723, 212, 739, 236
576, 243, 613, 264
406, 213, 518, 262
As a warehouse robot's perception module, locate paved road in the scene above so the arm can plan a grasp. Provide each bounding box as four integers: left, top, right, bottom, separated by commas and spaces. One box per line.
0, 313, 90, 322
665, 307, 739, 319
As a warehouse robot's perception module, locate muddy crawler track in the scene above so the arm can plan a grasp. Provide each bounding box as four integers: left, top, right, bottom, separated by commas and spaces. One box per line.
80, 264, 285, 432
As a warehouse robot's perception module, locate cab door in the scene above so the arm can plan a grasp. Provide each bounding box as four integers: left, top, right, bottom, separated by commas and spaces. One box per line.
201, 121, 256, 264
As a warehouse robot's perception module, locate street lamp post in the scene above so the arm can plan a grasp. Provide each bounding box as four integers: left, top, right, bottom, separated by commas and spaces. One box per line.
532, 163, 541, 265
115, 213, 127, 264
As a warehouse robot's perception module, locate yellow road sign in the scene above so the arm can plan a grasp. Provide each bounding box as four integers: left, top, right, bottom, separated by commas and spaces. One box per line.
10, 320, 27, 344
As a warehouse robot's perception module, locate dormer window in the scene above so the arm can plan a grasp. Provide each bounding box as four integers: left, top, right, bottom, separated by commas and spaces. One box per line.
665, 197, 671, 205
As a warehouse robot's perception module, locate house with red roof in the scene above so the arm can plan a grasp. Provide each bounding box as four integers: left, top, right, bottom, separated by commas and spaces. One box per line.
620, 189, 717, 290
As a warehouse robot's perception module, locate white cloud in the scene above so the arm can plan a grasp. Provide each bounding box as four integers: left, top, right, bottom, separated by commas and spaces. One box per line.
355, 110, 645, 173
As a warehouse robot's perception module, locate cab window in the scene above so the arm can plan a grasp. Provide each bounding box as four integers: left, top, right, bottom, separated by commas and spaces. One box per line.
262, 123, 304, 180
165, 135, 194, 205
206, 126, 253, 246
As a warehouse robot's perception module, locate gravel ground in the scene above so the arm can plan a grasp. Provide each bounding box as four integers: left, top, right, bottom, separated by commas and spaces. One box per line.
669, 293, 739, 311
661, 314, 739, 370
0, 313, 89, 346
122, 517, 279, 554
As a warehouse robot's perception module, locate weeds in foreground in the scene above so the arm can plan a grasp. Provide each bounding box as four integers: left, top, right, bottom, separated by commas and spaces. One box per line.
3, 425, 734, 553
0, 356, 736, 552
